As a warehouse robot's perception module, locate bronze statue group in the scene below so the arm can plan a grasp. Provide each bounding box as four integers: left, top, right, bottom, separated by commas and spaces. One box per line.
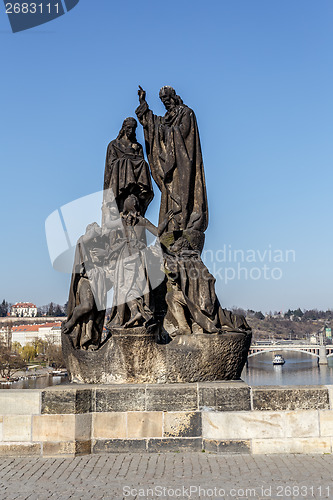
62, 86, 250, 350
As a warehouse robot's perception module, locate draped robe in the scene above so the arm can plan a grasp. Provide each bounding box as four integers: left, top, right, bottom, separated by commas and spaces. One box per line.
103, 138, 153, 215
165, 247, 251, 333
136, 101, 208, 233
66, 235, 105, 349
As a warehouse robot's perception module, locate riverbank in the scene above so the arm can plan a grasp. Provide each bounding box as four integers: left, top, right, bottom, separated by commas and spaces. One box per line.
0, 367, 67, 386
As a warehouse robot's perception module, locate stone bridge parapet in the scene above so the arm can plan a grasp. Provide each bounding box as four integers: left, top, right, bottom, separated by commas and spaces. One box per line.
0, 382, 333, 456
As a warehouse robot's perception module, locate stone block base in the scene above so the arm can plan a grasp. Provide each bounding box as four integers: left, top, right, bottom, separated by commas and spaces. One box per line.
0, 383, 332, 456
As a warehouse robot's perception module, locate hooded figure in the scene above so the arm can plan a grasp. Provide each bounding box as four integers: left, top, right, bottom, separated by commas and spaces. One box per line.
136, 86, 208, 234
103, 117, 153, 218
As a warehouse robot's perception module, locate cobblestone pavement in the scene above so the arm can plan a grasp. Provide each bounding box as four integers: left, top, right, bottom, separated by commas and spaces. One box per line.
0, 453, 333, 500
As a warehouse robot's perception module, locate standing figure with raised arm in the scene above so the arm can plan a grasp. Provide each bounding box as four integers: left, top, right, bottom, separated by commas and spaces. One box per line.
136, 86, 208, 235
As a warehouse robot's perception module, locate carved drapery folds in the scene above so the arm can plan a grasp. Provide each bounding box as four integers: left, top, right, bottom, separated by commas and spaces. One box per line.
62, 88, 251, 383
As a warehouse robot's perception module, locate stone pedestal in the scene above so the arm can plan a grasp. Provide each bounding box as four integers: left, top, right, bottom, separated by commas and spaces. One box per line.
62, 328, 252, 384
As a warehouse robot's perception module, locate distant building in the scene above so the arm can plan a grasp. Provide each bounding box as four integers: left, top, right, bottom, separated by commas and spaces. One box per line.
0, 326, 12, 348
11, 302, 37, 318
11, 322, 62, 347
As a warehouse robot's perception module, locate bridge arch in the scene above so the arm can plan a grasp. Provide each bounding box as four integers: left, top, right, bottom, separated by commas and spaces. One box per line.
248, 347, 320, 359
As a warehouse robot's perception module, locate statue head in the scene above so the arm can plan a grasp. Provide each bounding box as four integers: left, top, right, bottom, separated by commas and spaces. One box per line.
123, 194, 139, 214
117, 117, 137, 142
85, 222, 100, 236
82, 222, 102, 267
122, 194, 141, 226
159, 86, 183, 111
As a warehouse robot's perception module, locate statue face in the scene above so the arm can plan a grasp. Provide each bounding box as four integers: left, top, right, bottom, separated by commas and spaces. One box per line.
160, 94, 175, 111
124, 124, 136, 141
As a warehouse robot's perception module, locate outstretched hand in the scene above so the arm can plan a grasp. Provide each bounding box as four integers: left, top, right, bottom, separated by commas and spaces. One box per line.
167, 209, 174, 221
138, 85, 146, 103
157, 209, 175, 236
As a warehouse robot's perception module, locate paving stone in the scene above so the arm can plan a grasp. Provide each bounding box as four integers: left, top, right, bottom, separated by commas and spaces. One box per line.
1, 452, 333, 499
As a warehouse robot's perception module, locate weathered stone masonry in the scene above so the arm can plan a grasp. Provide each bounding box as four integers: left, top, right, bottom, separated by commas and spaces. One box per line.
0, 382, 332, 456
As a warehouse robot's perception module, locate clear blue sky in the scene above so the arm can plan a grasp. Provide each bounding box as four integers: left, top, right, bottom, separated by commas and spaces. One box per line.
1, 0, 332, 313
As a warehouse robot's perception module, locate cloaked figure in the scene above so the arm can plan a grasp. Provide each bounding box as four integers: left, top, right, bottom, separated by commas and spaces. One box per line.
136, 86, 208, 234
103, 117, 153, 219
62, 223, 106, 350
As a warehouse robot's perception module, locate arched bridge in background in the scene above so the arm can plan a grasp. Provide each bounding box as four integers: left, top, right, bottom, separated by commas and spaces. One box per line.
249, 343, 333, 365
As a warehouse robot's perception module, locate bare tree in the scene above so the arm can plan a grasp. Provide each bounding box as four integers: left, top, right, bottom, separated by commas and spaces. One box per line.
0, 342, 26, 379
44, 334, 64, 369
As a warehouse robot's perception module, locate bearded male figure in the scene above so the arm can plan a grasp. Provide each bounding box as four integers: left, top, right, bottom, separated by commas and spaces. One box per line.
103, 117, 153, 218
136, 86, 208, 234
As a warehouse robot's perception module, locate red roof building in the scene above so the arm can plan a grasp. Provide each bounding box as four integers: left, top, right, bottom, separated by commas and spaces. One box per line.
11, 322, 62, 347
11, 302, 38, 318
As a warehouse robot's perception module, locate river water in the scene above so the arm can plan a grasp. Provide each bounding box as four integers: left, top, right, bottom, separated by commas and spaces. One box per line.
242, 351, 333, 386
0, 374, 69, 390
1, 351, 333, 389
